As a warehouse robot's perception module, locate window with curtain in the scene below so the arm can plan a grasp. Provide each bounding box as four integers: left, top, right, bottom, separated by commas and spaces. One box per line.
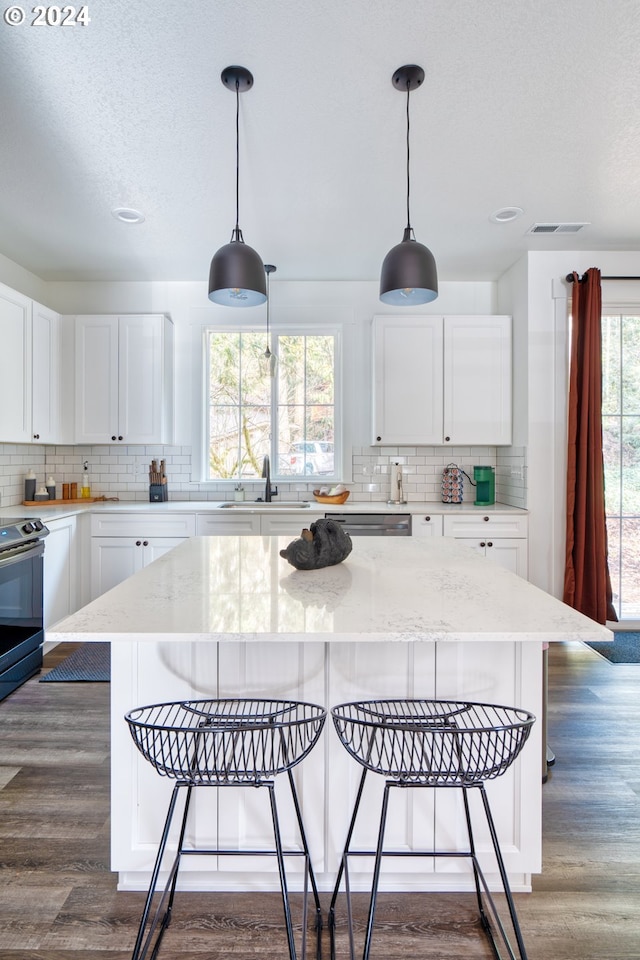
205, 329, 339, 481
602, 310, 640, 620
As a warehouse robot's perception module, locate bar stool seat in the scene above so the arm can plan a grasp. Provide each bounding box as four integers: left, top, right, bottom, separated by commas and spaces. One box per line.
329, 698, 535, 960
125, 697, 326, 960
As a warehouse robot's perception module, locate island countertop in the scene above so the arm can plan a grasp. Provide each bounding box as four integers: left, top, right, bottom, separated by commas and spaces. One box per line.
48, 535, 612, 645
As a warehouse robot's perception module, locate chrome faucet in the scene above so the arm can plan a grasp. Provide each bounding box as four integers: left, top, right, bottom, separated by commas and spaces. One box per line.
262, 455, 278, 502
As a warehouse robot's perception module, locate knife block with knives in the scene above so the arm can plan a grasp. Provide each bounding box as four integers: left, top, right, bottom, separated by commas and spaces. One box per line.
149, 459, 168, 502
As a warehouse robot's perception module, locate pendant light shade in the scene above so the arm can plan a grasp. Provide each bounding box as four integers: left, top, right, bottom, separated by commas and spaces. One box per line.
380, 227, 438, 305
208, 66, 267, 307
209, 230, 266, 306
379, 65, 438, 306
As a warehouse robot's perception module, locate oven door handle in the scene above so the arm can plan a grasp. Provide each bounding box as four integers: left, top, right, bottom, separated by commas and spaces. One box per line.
0, 540, 45, 568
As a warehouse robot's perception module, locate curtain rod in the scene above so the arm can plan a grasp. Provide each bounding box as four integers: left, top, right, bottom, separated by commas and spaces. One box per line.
566, 273, 640, 283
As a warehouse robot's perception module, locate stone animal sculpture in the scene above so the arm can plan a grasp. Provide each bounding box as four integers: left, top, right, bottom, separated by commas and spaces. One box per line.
279, 518, 353, 570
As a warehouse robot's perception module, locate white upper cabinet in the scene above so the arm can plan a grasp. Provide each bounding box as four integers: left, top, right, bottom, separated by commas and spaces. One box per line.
443, 315, 512, 445
75, 314, 174, 444
372, 314, 512, 446
0, 282, 32, 443
373, 315, 443, 445
32, 301, 61, 443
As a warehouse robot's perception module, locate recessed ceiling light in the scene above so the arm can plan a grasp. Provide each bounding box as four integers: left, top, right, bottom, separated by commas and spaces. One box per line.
489, 207, 524, 224
111, 207, 145, 224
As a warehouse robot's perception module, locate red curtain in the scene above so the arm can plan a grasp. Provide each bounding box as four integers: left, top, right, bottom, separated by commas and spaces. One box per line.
563, 268, 617, 624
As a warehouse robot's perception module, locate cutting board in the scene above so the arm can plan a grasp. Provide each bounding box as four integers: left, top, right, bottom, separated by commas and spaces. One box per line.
23, 497, 111, 505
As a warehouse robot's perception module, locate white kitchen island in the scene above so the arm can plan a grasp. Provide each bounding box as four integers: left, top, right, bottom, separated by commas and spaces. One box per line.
49, 535, 611, 895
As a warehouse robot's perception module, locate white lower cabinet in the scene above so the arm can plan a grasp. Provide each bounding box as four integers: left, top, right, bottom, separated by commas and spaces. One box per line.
443, 514, 528, 578
196, 514, 261, 536
196, 512, 323, 537
455, 538, 527, 575
44, 515, 78, 629
411, 514, 444, 538
260, 513, 323, 536
90, 513, 195, 599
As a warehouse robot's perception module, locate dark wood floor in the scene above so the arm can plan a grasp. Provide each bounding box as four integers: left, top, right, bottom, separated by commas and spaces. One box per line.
0, 640, 639, 959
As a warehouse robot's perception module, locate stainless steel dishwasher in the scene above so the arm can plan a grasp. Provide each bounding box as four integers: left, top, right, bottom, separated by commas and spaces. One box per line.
324, 513, 412, 536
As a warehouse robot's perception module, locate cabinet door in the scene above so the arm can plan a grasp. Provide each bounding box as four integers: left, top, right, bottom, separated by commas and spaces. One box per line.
443, 315, 512, 445
75, 316, 119, 443
260, 513, 323, 536
142, 537, 187, 566
372, 315, 443, 444
485, 538, 527, 577
411, 514, 443, 538
0, 283, 32, 443
118, 315, 167, 443
32, 302, 60, 443
44, 516, 77, 629
196, 515, 261, 536
456, 538, 528, 578
90, 537, 144, 599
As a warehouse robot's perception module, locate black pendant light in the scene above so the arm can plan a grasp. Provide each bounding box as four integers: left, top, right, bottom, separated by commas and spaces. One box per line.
263, 264, 277, 377
379, 64, 438, 305
208, 66, 267, 307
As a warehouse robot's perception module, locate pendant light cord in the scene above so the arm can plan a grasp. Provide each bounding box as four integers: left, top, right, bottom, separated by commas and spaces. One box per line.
405, 79, 412, 232
266, 269, 271, 344
234, 79, 241, 240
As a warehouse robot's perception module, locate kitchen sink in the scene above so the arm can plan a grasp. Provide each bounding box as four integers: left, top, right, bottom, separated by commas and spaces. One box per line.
218, 501, 311, 509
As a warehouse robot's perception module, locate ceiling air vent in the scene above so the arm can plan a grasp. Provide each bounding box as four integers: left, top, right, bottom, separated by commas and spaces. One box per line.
527, 222, 589, 234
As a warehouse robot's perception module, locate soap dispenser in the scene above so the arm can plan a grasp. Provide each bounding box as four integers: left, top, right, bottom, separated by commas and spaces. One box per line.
81, 461, 91, 499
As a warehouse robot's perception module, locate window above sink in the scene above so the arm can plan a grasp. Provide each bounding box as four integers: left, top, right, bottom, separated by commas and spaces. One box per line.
202, 328, 341, 483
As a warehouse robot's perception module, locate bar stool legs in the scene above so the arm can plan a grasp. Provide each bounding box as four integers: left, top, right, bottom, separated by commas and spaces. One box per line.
328, 698, 535, 960
130, 777, 322, 960
330, 773, 529, 960
125, 698, 326, 960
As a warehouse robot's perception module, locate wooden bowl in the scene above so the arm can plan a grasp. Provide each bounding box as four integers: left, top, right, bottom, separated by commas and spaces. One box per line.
313, 490, 350, 505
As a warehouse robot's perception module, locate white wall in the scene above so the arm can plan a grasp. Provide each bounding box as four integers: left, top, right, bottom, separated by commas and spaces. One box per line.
0, 251, 48, 304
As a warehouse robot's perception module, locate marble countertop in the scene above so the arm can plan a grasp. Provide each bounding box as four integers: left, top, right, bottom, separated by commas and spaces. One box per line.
5, 499, 527, 523
48, 535, 610, 645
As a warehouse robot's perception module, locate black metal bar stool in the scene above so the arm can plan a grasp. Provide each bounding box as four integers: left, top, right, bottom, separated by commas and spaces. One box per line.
328, 698, 535, 960
125, 698, 326, 960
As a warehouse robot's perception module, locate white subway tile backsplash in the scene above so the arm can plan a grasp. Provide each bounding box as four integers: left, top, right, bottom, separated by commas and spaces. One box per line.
0, 442, 527, 507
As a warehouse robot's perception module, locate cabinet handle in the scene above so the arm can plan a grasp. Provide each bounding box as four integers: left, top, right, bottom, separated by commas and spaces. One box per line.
135, 540, 141, 546
483, 516, 490, 522
111, 435, 117, 441
480, 541, 486, 547
487, 541, 493, 547
376, 436, 382, 442
445, 436, 450, 442
143, 540, 149, 546
33, 433, 40, 439
425, 516, 431, 522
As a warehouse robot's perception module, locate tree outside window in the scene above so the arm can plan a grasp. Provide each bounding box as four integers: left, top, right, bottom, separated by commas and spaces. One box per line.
207, 330, 337, 480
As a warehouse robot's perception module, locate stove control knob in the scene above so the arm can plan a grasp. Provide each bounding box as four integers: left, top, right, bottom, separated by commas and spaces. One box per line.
22, 522, 35, 534
33, 519, 44, 531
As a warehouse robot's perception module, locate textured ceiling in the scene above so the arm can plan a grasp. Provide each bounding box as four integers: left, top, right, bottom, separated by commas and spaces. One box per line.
1, 0, 640, 283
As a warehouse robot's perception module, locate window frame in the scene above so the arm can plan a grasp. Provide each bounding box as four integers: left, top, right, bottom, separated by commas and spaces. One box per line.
200, 322, 343, 484
601, 300, 640, 622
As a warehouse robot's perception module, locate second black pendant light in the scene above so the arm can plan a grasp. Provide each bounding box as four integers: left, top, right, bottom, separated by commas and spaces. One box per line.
208, 66, 267, 307
379, 64, 438, 305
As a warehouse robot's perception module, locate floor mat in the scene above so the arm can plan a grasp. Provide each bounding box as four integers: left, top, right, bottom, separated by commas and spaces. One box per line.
40, 642, 110, 682
584, 631, 640, 664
